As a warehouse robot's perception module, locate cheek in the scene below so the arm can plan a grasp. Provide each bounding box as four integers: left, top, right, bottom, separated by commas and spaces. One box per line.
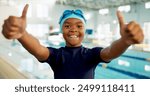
80, 30, 85, 37
62, 29, 67, 37
81, 33, 84, 38
62, 28, 65, 33
62, 32, 68, 42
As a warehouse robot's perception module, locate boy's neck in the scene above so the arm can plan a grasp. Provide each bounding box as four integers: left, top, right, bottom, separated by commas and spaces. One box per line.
65, 45, 82, 48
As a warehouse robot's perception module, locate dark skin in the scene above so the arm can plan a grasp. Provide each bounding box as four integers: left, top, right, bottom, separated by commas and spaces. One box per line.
2, 4, 144, 62
62, 19, 85, 47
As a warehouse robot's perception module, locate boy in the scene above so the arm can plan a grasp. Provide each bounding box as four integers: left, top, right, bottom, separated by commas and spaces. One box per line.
2, 4, 144, 79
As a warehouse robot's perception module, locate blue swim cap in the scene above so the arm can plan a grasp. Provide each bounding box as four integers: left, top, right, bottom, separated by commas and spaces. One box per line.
59, 10, 86, 31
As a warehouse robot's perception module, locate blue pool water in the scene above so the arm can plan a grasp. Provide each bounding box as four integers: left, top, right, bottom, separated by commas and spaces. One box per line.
95, 50, 150, 79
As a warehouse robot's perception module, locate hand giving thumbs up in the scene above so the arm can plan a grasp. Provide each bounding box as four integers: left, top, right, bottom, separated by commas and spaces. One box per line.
2, 4, 29, 39
117, 11, 144, 46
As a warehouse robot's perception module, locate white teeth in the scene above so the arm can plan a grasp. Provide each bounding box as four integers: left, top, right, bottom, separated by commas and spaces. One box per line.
69, 35, 78, 38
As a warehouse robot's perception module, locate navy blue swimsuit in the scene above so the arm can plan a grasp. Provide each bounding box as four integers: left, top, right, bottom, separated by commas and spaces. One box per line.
41, 46, 106, 79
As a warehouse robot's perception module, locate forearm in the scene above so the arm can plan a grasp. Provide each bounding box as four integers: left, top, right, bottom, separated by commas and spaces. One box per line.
18, 31, 48, 60
101, 38, 130, 61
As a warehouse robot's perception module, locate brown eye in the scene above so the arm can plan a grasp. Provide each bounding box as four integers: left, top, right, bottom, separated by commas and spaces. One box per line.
77, 25, 83, 28
64, 25, 71, 29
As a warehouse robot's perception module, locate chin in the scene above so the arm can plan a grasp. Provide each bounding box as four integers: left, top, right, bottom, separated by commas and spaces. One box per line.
67, 42, 81, 47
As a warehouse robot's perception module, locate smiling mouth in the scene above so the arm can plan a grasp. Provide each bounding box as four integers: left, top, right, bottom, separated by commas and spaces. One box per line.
69, 35, 79, 39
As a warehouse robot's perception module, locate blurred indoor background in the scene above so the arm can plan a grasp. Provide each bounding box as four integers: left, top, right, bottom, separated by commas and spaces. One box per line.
0, 0, 150, 79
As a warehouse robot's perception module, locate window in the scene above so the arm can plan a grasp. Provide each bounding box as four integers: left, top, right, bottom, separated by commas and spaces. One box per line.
145, 2, 150, 9
85, 13, 92, 20
99, 8, 109, 15
118, 5, 131, 12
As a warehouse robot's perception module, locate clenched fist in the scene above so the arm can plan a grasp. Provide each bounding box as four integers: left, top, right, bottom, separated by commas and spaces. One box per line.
2, 4, 29, 39
117, 11, 144, 45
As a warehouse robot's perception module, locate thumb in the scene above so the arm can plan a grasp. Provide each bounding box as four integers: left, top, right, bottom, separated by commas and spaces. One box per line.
21, 4, 29, 19
117, 11, 125, 29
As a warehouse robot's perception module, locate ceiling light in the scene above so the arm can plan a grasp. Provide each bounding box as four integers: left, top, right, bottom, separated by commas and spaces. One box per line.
99, 8, 109, 15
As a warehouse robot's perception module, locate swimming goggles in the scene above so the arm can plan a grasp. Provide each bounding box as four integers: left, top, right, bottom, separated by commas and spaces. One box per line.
59, 9, 87, 24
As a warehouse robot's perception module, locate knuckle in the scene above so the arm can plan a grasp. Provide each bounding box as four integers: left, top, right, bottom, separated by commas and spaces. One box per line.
9, 16, 18, 25
133, 36, 143, 44
126, 24, 132, 31
6, 33, 14, 39
2, 30, 13, 39
130, 21, 137, 24
2, 27, 12, 39
3, 33, 10, 39
136, 23, 140, 27
9, 16, 16, 19
6, 36, 12, 39
137, 39, 142, 43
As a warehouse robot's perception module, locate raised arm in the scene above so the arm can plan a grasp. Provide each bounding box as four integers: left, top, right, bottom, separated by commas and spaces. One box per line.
100, 11, 144, 62
2, 4, 49, 61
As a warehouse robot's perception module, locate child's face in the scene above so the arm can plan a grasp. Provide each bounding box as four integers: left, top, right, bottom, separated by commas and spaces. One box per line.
62, 18, 85, 47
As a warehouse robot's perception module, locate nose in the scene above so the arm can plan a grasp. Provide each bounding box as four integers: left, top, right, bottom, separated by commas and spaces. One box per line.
69, 25, 77, 32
